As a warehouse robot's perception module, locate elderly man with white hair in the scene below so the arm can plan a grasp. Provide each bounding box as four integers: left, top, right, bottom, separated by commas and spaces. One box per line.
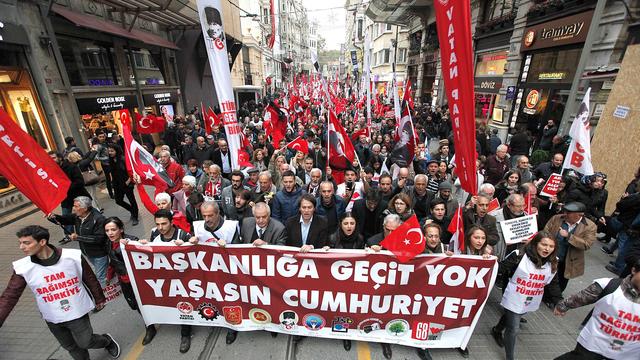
47, 196, 109, 286
158, 149, 185, 194
172, 175, 197, 214
486, 144, 510, 185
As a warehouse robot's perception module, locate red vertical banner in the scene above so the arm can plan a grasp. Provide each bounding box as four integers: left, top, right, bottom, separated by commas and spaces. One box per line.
434, 0, 477, 195
268, 0, 276, 48
0, 109, 70, 214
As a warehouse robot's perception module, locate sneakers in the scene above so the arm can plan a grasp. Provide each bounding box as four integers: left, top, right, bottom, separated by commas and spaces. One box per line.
105, 333, 121, 358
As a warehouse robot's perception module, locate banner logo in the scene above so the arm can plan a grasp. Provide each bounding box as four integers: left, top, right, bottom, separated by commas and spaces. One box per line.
223, 306, 243, 325
303, 314, 326, 331
280, 310, 299, 331
524, 30, 536, 47
331, 317, 354, 333
526, 90, 540, 109
358, 318, 384, 335
197, 303, 220, 321
177, 301, 193, 314
204, 7, 225, 50
249, 308, 271, 324
385, 319, 410, 337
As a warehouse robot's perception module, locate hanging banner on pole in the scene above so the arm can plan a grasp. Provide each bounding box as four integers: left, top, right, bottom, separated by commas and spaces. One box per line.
434, 0, 478, 195
197, 0, 242, 170
123, 243, 497, 349
364, 33, 372, 127
562, 88, 593, 176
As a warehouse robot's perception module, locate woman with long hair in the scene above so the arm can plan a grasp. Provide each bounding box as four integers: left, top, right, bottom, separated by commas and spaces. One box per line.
383, 193, 414, 221
492, 232, 562, 360
329, 212, 365, 250
106, 144, 139, 225
465, 225, 493, 258
495, 170, 522, 205
104, 217, 157, 345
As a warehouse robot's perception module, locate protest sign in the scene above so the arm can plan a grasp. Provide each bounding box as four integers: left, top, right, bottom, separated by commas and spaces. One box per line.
540, 173, 563, 197
499, 215, 539, 245
122, 244, 497, 349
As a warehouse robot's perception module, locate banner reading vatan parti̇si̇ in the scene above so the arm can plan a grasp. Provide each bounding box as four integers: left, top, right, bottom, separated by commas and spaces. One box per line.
122, 243, 497, 349
434, 0, 478, 195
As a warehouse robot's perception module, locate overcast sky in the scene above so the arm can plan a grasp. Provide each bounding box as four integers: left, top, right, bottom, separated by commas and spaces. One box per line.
302, 0, 346, 50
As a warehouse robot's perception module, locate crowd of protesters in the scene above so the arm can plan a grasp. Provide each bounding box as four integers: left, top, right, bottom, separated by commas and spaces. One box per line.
1, 92, 639, 360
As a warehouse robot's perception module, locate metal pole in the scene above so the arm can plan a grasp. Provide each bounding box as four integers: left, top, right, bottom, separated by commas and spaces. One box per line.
126, 42, 146, 114
559, 0, 607, 134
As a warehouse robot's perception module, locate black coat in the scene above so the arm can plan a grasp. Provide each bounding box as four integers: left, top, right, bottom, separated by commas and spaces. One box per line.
60, 161, 91, 208
54, 208, 108, 257
351, 198, 388, 240
212, 149, 233, 174
109, 234, 139, 276
565, 183, 608, 220
285, 215, 328, 248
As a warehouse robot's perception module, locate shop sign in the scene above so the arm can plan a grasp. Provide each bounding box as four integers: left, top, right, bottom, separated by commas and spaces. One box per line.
0, 190, 29, 218
143, 91, 178, 105
474, 76, 503, 94
538, 72, 567, 80
506, 86, 516, 100
0, 21, 30, 46
76, 95, 136, 114
521, 11, 593, 51
88, 79, 115, 86
523, 90, 540, 115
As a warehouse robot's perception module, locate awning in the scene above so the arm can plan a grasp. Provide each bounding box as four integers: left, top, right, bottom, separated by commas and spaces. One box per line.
0, 22, 30, 46
51, 4, 179, 50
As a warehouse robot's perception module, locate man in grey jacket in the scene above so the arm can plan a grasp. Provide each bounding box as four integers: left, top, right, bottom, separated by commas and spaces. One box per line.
239, 203, 287, 246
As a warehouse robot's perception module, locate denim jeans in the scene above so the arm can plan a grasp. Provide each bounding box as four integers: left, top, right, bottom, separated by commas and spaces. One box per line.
46, 314, 111, 360
61, 206, 74, 235
495, 309, 522, 360
613, 230, 631, 272
88, 255, 109, 288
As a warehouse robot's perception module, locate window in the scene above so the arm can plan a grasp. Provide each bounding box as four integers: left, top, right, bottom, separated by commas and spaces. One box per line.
398, 48, 407, 63
263, 8, 269, 24
383, 49, 390, 64
133, 52, 145, 68
357, 19, 363, 40
485, 0, 516, 21
57, 36, 122, 86
385, 23, 393, 31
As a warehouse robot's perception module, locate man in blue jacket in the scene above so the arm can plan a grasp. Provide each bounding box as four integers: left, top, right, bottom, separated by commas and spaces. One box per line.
272, 170, 305, 223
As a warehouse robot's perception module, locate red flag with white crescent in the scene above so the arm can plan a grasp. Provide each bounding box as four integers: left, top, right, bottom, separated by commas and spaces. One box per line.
204, 107, 220, 135
135, 112, 165, 134
120, 109, 174, 214
380, 215, 425, 263
328, 111, 356, 170
286, 136, 309, 154
448, 205, 465, 254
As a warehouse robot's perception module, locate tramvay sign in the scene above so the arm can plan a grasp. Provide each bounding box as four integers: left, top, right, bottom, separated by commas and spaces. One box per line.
123, 243, 497, 348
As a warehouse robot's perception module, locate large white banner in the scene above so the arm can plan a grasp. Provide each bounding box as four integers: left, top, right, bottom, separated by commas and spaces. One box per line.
562, 88, 593, 176
197, 0, 242, 170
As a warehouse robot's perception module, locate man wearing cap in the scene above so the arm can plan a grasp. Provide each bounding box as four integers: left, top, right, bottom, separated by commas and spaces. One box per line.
435, 181, 458, 216
543, 202, 597, 297
244, 167, 260, 190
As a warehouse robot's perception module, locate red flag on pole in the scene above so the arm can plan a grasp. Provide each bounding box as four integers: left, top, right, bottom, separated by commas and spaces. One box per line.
380, 215, 425, 263
120, 109, 174, 214
135, 112, 165, 134
204, 107, 220, 135
0, 109, 70, 214
286, 136, 309, 154
435, 0, 477, 196
448, 205, 465, 254
328, 111, 356, 170
264, 103, 287, 147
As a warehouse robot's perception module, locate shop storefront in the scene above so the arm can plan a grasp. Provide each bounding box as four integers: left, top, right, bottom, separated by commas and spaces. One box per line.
143, 89, 180, 122
0, 21, 55, 219
510, 11, 593, 136
75, 94, 137, 136
474, 50, 508, 124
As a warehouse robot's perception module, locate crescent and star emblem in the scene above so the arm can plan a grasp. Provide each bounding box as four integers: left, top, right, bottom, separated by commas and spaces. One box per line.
403, 228, 424, 246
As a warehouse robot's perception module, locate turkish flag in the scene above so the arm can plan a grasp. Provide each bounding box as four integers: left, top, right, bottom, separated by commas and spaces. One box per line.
402, 79, 414, 111
351, 127, 369, 142
328, 111, 356, 170
264, 103, 287, 147
380, 215, 425, 263
487, 198, 500, 213
135, 112, 165, 134
448, 205, 465, 254
0, 109, 70, 214
286, 136, 309, 154
120, 109, 175, 214
524, 191, 533, 215
204, 107, 220, 135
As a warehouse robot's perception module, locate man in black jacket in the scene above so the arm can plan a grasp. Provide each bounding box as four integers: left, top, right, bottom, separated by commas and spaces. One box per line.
49, 151, 92, 233
48, 196, 108, 287
352, 188, 388, 241
285, 194, 327, 250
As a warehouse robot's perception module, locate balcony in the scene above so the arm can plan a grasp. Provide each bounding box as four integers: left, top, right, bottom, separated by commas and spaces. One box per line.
475, 11, 516, 36
526, 0, 597, 23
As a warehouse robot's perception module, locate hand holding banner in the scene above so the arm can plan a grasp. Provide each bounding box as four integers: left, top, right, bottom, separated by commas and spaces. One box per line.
0, 109, 70, 214
122, 244, 497, 349
499, 214, 538, 245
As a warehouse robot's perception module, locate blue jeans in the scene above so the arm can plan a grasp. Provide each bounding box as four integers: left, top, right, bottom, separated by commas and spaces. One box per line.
61, 207, 74, 235
613, 230, 631, 272
88, 256, 109, 288
496, 309, 522, 360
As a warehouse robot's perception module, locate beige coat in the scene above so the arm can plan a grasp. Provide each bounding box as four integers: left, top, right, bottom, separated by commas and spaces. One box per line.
543, 214, 597, 279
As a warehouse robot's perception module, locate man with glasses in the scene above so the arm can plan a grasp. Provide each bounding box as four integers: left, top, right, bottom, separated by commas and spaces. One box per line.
493, 194, 528, 260
514, 156, 533, 183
